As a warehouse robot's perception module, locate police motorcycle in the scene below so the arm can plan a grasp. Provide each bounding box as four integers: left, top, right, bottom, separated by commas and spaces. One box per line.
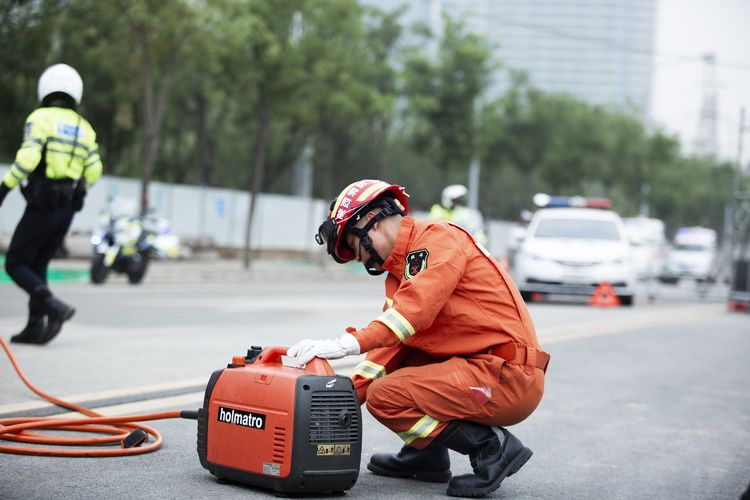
90, 211, 159, 284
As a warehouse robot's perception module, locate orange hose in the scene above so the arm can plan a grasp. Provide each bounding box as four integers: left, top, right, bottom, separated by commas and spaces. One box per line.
0, 337, 183, 457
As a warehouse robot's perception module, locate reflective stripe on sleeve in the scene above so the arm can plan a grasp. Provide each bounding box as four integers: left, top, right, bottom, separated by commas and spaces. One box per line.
21, 138, 43, 150
11, 162, 30, 176
352, 360, 386, 380
397, 415, 440, 445
376, 308, 415, 342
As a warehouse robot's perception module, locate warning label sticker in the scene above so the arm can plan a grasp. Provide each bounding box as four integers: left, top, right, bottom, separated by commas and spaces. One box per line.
316, 444, 351, 456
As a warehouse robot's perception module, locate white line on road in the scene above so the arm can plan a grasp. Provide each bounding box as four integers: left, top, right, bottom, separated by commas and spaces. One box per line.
0, 357, 364, 416
0, 304, 725, 416
538, 303, 724, 344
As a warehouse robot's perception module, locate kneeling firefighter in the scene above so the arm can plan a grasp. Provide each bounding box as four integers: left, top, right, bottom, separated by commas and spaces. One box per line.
0, 64, 103, 345
288, 179, 549, 497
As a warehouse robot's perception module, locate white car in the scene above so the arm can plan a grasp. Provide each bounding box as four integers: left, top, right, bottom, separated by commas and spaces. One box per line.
623, 216, 669, 280
514, 204, 636, 305
665, 227, 717, 280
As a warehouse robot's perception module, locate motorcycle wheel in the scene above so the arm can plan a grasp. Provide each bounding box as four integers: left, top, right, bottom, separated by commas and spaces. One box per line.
128, 253, 150, 284
90, 253, 109, 284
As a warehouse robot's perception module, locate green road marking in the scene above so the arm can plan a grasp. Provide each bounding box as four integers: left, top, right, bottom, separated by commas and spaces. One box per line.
0, 255, 89, 284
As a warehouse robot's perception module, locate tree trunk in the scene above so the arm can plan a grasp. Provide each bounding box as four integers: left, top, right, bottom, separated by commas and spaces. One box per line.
375, 117, 390, 179
318, 110, 334, 198
135, 24, 180, 215
243, 88, 272, 269
195, 92, 208, 186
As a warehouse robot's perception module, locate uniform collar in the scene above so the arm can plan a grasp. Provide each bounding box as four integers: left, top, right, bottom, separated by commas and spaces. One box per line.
383, 216, 415, 277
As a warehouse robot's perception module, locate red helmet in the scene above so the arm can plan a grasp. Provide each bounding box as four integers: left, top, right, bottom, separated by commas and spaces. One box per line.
316, 180, 409, 264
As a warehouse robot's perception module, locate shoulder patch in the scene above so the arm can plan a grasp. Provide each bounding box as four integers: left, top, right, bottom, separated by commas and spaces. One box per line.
57, 123, 82, 139
404, 249, 429, 280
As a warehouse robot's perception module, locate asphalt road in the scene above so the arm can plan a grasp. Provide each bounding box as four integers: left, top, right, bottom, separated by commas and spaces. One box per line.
1, 260, 748, 500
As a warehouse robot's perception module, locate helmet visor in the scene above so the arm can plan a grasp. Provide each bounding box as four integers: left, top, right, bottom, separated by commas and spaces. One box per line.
315, 218, 352, 264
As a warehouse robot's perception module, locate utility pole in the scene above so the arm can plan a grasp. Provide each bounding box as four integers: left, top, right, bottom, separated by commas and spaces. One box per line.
694, 53, 718, 158
731, 108, 749, 258
727, 107, 750, 309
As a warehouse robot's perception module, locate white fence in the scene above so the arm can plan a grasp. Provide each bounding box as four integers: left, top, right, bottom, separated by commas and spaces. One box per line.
1, 165, 519, 256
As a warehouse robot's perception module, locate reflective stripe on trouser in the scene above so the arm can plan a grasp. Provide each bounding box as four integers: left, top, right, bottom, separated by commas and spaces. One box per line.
352, 344, 439, 404
363, 352, 545, 450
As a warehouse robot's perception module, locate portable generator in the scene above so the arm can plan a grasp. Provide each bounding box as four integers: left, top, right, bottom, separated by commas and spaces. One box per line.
197, 346, 362, 495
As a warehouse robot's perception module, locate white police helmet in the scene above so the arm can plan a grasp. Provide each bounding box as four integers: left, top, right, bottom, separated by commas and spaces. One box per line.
38, 64, 83, 105
442, 184, 468, 208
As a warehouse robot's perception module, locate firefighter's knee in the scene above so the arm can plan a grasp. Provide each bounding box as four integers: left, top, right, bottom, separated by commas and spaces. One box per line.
365, 376, 405, 422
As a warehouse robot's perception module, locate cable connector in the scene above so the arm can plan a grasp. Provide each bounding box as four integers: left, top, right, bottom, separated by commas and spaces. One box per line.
180, 410, 199, 420
121, 429, 149, 448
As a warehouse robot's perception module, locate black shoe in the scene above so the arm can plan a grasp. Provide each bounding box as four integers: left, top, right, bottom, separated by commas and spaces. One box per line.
42, 295, 75, 344
32, 287, 75, 344
439, 421, 532, 498
10, 314, 46, 344
367, 444, 451, 483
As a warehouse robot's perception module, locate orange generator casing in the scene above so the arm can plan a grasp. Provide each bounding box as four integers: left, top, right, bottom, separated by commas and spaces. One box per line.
197, 346, 362, 494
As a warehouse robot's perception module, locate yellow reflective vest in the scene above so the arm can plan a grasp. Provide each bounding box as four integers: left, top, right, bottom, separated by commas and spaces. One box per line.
2, 107, 103, 190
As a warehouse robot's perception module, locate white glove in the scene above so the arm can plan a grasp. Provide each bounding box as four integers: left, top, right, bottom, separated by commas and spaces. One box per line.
287, 333, 360, 366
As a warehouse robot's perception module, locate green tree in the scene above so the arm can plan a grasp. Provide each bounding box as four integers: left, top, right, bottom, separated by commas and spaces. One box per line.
0, 0, 65, 159
297, 0, 377, 199
402, 14, 495, 192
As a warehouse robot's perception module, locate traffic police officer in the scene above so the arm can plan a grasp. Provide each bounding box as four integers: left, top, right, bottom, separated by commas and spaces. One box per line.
428, 184, 489, 246
0, 63, 103, 345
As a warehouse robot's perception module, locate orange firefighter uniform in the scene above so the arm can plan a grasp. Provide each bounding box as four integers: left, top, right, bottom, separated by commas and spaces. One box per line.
349, 217, 549, 449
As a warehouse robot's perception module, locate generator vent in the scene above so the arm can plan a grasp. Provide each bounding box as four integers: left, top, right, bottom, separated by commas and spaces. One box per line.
273, 427, 286, 464
309, 391, 359, 444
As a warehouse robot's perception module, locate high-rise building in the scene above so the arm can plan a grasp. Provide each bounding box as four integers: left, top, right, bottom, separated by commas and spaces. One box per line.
364, 0, 656, 115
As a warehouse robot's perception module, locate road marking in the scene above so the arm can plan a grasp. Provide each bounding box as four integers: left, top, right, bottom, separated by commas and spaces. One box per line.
0, 304, 724, 416
538, 303, 724, 344
0, 358, 363, 416
0, 377, 206, 415
52, 392, 206, 418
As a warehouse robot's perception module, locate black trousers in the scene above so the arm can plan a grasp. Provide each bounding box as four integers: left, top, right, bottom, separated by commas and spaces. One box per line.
4, 204, 75, 295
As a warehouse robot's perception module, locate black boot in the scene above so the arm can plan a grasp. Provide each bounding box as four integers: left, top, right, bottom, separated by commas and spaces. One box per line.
10, 299, 47, 344
32, 287, 75, 344
367, 443, 451, 483
439, 421, 532, 498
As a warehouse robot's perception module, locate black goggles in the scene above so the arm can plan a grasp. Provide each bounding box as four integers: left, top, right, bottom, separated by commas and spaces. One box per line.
316, 218, 350, 263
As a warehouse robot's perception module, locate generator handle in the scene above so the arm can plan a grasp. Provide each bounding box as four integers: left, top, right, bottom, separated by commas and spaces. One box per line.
258, 346, 335, 376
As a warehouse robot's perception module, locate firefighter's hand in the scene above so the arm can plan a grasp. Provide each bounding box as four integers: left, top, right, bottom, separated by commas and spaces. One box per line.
287, 333, 360, 366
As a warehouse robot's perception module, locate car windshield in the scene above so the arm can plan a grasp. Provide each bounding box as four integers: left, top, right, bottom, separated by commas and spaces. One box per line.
534, 219, 621, 240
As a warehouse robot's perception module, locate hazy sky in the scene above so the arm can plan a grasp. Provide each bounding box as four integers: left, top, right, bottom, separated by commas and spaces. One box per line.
651, 0, 750, 163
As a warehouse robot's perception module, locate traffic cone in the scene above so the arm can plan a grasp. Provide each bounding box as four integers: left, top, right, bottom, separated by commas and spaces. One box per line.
589, 282, 620, 308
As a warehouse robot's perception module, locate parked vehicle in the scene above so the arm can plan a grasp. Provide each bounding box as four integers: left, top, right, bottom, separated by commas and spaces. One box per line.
664, 226, 717, 281
623, 216, 669, 280
513, 194, 636, 305
90, 213, 159, 284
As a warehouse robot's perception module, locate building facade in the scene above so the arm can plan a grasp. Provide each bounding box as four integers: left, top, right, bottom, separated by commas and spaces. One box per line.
365, 0, 656, 115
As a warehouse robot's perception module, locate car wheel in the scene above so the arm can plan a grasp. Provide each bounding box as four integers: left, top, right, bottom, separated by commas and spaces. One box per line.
618, 295, 634, 306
